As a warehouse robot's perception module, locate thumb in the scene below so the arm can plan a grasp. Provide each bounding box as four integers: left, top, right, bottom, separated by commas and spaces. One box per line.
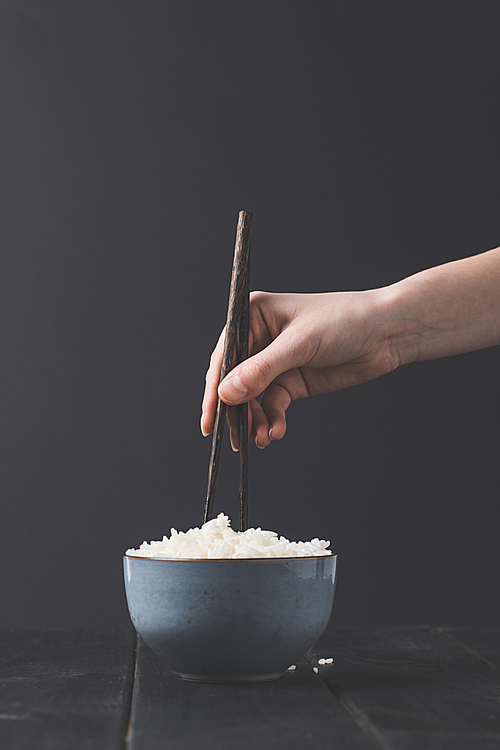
218, 334, 299, 404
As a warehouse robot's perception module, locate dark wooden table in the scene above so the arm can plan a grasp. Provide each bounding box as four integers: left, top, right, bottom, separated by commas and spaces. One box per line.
1, 624, 499, 749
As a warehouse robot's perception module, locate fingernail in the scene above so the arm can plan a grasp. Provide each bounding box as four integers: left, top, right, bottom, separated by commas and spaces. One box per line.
269, 428, 274, 441
200, 416, 209, 437
255, 436, 265, 450
220, 375, 248, 402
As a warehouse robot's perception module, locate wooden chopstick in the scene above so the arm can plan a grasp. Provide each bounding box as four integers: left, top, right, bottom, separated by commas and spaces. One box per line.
204, 211, 253, 525
237, 244, 250, 531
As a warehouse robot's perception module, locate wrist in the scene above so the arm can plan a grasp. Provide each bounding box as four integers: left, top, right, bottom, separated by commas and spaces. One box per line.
368, 282, 424, 368
372, 248, 500, 366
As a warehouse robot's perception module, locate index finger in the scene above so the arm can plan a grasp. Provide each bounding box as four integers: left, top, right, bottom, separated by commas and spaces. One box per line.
200, 327, 225, 436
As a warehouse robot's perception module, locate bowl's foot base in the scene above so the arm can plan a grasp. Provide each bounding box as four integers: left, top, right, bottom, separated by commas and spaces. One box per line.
179, 672, 283, 683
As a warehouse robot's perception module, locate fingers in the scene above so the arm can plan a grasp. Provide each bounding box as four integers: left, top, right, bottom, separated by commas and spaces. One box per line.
227, 402, 254, 452
218, 332, 300, 406
228, 399, 271, 450
260, 382, 291, 441
202, 327, 299, 450
227, 405, 239, 451
200, 328, 225, 436
250, 399, 271, 449
228, 383, 291, 450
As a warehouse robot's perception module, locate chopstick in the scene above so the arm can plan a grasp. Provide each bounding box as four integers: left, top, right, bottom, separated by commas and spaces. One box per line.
237, 242, 250, 531
204, 211, 253, 528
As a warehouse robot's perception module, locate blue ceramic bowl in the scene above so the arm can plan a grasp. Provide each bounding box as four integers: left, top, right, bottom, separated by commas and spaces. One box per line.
123, 553, 337, 682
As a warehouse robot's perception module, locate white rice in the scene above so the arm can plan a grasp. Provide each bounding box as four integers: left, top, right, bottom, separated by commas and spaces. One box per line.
126, 513, 332, 559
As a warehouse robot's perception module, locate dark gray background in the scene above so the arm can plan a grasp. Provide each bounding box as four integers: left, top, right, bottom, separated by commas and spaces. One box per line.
1, 0, 499, 629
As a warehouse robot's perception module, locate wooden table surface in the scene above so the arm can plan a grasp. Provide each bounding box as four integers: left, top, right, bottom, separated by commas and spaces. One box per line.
1, 624, 499, 749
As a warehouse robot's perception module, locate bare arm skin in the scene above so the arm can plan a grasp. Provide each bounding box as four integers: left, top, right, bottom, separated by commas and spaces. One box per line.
200, 247, 500, 449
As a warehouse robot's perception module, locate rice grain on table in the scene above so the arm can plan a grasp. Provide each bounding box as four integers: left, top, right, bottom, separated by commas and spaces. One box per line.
126, 513, 331, 559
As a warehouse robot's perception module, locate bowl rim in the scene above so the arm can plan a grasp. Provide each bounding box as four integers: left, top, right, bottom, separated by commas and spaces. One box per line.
123, 552, 337, 562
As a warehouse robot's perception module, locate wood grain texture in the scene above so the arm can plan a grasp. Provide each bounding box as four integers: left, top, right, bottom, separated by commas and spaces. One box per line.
204, 211, 252, 524
127, 636, 375, 750
237, 248, 250, 531
438, 627, 500, 673
3, 628, 500, 750
308, 624, 500, 750
0, 629, 136, 750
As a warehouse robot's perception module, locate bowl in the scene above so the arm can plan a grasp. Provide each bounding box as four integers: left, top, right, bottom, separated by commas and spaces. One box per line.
123, 553, 337, 682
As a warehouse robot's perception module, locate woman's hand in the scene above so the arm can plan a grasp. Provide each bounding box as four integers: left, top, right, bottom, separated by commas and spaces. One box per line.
201, 246, 500, 450
200, 288, 399, 449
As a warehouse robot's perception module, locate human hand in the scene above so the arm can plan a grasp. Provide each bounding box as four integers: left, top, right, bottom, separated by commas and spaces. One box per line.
200, 288, 398, 449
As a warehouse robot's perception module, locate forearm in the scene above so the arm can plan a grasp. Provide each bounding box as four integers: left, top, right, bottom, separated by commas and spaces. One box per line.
380, 247, 500, 366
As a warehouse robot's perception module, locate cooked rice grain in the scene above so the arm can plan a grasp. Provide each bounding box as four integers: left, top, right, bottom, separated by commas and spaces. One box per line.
126, 513, 331, 559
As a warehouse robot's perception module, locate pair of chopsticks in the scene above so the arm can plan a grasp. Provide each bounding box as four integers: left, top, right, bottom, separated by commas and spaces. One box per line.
204, 211, 253, 531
